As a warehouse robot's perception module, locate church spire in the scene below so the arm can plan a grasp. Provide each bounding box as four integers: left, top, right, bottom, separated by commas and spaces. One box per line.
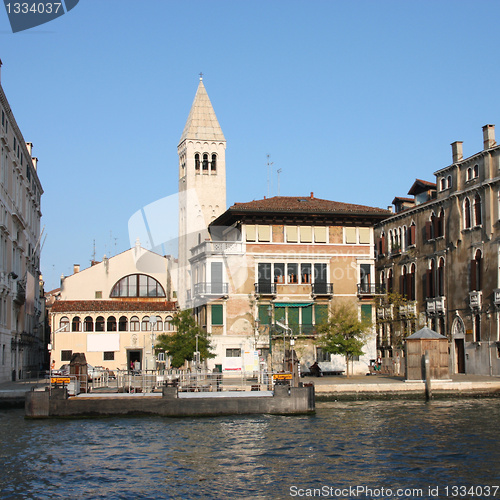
179, 77, 225, 144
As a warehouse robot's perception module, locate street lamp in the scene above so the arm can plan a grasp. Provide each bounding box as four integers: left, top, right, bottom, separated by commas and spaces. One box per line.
267, 305, 273, 374
148, 316, 157, 371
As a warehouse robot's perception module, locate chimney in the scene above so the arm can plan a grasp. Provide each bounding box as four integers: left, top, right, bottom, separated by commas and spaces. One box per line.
451, 141, 463, 163
73, 264, 80, 274
310, 192, 314, 199
483, 124, 496, 150
0, 59, 2, 84
26, 142, 33, 155
32, 157, 38, 171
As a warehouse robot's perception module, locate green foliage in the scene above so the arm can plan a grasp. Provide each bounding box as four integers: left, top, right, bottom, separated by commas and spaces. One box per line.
155, 309, 215, 368
316, 303, 372, 377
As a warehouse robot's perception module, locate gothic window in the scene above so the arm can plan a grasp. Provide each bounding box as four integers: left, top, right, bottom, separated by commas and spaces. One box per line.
464, 198, 471, 229
471, 249, 482, 291
110, 274, 165, 298
426, 259, 436, 299
474, 194, 482, 226
473, 164, 479, 178
195, 153, 200, 172
387, 269, 393, 294
467, 168, 472, 181
202, 153, 209, 171
211, 153, 217, 171
437, 258, 445, 297
447, 175, 452, 188
409, 263, 416, 301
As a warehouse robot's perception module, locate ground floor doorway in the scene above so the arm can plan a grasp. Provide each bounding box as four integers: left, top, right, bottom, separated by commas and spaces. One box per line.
127, 350, 142, 371
455, 339, 465, 374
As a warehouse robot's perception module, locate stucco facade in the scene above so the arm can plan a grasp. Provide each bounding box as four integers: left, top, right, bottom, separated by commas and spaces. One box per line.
50, 245, 176, 372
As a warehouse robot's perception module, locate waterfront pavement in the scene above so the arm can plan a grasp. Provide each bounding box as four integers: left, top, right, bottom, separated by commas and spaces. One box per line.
2, 373, 500, 405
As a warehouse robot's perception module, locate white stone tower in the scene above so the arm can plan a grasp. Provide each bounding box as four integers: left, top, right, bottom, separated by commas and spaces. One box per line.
177, 76, 227, 306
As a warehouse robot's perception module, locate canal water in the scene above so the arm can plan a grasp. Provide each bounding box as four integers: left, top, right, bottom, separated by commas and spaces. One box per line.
0, 399, 499, 500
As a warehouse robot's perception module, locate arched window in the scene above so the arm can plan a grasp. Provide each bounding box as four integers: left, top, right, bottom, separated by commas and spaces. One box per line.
110, 274, 166, 298
467, 167, 472, 181
96, 316, 105, 332
211, 153, 217, 171
438, 208, 444, 237
107, 316, 117, 331
474, 194, 482, 226
84, 316, 94, 332
471, 249, 482, 291
387, 269, 393, 294
409, 263, 416, 301
447, 175, 452, 189
464, 198, 471, 229
440, 178, 446, 191
130, 316, 140, 332
141, 316, 150, 331
401, 265, 408, 298
408, 222, 416, 246
438, 258, 445, 297
202, 153, 209, 171
426, 259, 436, 298
154, 316, 163, 331
195, 153, 200, 172
71, 316, 81, 332
59, 316, 70, 332
165, 315, 174, 331
473, 164, 479, 178
119, 316, 128, 331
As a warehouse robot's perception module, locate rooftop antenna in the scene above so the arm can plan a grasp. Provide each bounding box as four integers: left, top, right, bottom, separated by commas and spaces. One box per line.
267, 154, 274, 197
277, 168, 282, 196
91, 239, 96, 264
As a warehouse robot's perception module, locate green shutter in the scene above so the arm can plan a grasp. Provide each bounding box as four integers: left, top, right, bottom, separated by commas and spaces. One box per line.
361, 304, 372, 323
211, 304, 223, 325
315, 304, 329, 325
288, 307, 299, 326
302, 305, 313, 325
259, 304, 270, 325
275, 306, 286, 323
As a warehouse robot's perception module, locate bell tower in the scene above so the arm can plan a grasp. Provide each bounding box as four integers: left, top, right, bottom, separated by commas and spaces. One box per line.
177, 76, 227, 305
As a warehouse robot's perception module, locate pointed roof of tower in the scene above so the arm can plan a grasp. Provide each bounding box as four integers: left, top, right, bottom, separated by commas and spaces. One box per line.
179, 77, 225, 143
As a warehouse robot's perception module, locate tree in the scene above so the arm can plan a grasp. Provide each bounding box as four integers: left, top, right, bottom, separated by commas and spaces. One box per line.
316, 303, 372, 377
155, 309, 215, 369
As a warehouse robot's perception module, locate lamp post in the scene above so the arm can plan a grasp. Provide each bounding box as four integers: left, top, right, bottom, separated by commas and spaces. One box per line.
267, 305, 273, 375
148, 316, 157, 371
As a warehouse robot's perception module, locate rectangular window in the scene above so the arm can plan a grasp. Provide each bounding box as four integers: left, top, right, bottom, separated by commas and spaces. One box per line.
274, 263, 285, 284
258, 304, 270, 325
316, 347, 330, 362
300, 226, 312, 243
257, 225, 270, 242
287, 263, 298, 284
345, 227, 356, 244
211, 304, 223, 325
95, 291, 102, 299
301, 263, 311, 283
288, 307, 299, 328
226, 348, 241, 357
315, 304, 329, 325
302, 305, 313, 325
275, 306, 286, 324
103, 351, 115, 361
361, 304, 372, 324
359, 228, 370, 244
61, 350, 72, 362
286, 225, 298, 242
314, 226, 327, 243
246, 225, 256, 242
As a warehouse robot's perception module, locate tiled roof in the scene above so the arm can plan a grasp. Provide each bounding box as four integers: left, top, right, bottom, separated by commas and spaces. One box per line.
51, 300, 177, 314
408, 179, 436, 195
227, 195, 390, 215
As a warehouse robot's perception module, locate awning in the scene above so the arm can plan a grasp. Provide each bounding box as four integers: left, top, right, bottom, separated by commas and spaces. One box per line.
274, 302, 314, 308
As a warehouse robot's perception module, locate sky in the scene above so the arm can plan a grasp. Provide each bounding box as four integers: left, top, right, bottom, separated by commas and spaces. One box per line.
1, 0, 500, 291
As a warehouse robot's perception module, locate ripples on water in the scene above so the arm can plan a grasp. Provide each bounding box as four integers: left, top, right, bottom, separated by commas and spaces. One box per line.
0, 399, 499, 499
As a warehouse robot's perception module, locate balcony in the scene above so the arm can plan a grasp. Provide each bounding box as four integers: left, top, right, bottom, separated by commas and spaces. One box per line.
399, 302, 417, 317
193, 282, 228, 297
14, 279, 26, 305
254, 282, 276, 296
357, 283, 386, 296
469, 291, 482, 310
190, 241, 244, 259
494, 288, 500, 307
426, 297, 446, 315
311, 282, 333, 297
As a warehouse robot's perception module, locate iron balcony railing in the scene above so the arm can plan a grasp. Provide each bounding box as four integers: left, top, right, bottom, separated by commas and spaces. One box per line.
357, 283, 386, 295
311, 282, 333, 295
254, 282, 277, 295
193, 282, 229, 296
